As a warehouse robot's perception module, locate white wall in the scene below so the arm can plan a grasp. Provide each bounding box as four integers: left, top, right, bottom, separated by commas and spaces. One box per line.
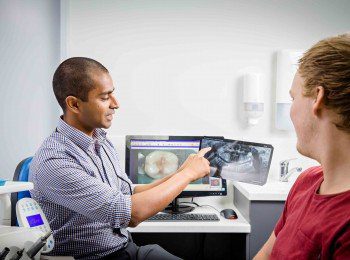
65, 0, 349, 179
0, 0, 60, 180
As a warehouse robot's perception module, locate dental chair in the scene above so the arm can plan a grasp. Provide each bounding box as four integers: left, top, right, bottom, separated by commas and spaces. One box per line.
11, 157, 33, 226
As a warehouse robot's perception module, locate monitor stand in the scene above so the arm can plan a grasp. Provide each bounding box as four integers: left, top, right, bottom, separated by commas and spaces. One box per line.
162, 198, 194, 214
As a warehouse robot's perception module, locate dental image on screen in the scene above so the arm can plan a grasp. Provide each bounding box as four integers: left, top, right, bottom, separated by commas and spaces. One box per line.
129, 139, 225, 191
201, 138, 273, 185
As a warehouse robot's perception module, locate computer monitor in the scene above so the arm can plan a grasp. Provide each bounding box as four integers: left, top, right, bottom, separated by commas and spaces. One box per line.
125, 135, 227, 213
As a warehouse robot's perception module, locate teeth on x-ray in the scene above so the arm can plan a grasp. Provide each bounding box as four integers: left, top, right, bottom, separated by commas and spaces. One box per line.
201, 138, 272, 185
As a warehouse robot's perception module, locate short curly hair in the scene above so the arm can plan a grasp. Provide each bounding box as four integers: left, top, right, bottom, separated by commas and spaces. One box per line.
53, 57, 109, 112
299, 33, 350, 132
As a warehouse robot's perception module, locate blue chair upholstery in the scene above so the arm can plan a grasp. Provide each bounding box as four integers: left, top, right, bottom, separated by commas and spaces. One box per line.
11, 156, 33, 226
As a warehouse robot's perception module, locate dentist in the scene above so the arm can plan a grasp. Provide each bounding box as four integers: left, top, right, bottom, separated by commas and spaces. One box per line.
29, 57, 211, 259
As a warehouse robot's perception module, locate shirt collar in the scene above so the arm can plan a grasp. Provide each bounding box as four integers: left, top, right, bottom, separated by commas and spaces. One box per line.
57, 117, 107, 152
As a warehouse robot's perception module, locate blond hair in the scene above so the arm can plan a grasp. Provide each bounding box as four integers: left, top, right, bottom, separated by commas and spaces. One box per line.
299, 33, 350, 132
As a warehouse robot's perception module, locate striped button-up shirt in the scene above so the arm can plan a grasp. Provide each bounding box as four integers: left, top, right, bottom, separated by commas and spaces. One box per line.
29, 118, 133, 259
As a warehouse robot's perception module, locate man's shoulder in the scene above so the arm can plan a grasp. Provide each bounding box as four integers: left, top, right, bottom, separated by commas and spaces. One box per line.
31, 131, 79, 171
289, 166, 323, 195
296, 166, 323, 185
29, 133, 66, 183
35, 132, 69, 157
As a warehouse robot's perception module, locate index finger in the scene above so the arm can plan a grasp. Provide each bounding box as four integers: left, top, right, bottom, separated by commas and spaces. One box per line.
197, 147, 212, 157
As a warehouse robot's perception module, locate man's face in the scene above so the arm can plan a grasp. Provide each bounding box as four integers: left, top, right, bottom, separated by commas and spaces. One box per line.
79, 72, 119, 130
289, 72, 317, 158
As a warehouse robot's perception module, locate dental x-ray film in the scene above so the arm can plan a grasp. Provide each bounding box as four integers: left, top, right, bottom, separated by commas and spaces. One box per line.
200, 137, 273, 185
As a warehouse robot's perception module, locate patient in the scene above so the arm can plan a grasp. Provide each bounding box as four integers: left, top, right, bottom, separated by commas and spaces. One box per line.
255, 34, 350, 259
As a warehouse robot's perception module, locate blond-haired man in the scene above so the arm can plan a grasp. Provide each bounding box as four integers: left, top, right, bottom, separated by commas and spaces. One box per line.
255, 34, 350, 259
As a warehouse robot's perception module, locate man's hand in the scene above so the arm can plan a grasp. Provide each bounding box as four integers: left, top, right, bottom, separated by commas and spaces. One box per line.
177, 147, 211, 172
197, 147, 212, 157
177, 154, 195, 173
181, 147, 211, 182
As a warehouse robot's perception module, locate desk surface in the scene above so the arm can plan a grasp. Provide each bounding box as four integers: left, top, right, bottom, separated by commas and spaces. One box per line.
233, 180, 295, 201
1, 181, 250, 233
128, 205, 250, 233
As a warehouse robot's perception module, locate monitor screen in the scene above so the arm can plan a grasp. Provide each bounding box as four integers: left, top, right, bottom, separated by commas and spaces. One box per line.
125, 135, 227, 197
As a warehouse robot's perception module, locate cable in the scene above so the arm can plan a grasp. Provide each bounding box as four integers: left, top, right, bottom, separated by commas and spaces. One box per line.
179, 198, 221, 213
197, 204, 221, 214
102, 146, 132, 195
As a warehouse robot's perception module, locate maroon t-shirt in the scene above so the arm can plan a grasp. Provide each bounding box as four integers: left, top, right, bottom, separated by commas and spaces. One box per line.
271, 166, 350, 259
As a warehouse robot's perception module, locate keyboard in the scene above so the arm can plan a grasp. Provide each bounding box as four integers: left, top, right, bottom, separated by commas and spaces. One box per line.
145, 213, 220, 222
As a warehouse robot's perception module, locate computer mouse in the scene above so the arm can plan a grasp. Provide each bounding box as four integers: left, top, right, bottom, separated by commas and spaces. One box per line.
220, 209, 238, 220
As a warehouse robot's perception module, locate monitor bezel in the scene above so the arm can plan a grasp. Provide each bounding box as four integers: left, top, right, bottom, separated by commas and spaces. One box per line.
125, 135, 227, 197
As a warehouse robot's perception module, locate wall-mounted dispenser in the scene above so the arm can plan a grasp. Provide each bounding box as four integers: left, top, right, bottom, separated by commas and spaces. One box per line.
243, 73, 264, 126
276, 50, 304, 131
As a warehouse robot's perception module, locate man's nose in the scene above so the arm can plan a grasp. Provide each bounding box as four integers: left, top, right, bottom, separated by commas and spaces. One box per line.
110, 94, 120, 110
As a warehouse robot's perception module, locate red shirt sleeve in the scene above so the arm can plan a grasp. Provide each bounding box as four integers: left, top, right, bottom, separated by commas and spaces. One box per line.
274, 202, 287, 236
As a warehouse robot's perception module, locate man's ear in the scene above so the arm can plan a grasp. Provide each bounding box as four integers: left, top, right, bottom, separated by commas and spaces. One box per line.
312, 86, 325, 117
65, 96, 81, 114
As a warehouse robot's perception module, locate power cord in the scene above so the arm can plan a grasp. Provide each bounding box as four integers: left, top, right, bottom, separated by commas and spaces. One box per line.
179, 198, 221, 214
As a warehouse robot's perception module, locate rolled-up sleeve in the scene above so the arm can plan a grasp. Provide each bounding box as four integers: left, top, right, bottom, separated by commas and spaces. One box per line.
35, 154, 131, 229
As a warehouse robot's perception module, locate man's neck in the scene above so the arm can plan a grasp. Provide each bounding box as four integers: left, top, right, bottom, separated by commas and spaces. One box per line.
62, 114, 94, 137
318, 127, 350, 195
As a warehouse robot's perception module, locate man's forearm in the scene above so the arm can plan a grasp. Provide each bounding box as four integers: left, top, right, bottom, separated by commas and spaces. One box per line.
254, 231, 276, 260
133, 172, 178, 193
253, 250, 270, 260
133, 154, 193, 194
130, 169, 193, 226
